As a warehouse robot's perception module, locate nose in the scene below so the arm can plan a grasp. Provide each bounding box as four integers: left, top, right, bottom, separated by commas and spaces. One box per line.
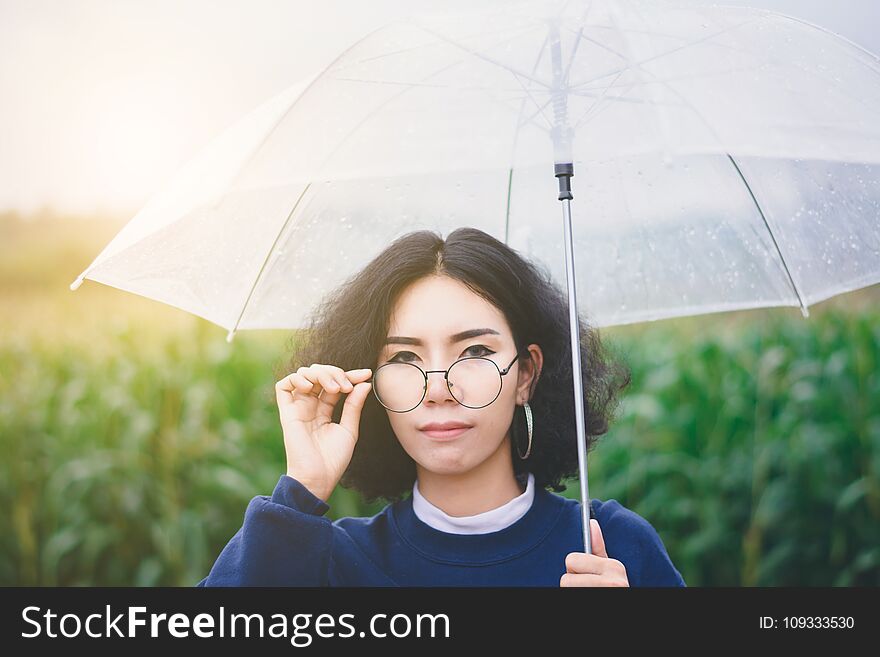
423, 369, 455, 405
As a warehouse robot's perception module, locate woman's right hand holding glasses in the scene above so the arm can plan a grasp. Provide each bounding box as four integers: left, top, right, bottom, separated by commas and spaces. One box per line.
275, 364, 373, 502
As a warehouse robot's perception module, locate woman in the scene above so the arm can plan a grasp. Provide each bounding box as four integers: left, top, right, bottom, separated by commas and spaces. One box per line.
197, 227, 685, 587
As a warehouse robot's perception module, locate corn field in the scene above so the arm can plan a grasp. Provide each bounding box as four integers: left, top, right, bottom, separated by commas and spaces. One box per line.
1, 213, 878, 586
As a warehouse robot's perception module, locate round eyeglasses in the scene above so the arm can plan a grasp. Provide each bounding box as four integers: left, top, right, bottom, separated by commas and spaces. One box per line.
370, 353, 520, 413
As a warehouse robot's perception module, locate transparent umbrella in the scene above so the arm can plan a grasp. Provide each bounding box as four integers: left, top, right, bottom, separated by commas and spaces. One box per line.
71, 0, 880, 554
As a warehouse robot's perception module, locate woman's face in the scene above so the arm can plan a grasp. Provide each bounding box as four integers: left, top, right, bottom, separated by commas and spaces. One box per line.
376, 274, 542, 476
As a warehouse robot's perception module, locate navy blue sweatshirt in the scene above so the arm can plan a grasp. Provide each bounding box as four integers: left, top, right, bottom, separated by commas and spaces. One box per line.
197, 474, 686, 587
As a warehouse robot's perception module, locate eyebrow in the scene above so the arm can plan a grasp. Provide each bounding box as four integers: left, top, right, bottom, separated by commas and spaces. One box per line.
383, 328, 500, 347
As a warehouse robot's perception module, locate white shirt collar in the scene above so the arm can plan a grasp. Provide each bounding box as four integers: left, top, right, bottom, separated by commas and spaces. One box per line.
411, 472, 535, 535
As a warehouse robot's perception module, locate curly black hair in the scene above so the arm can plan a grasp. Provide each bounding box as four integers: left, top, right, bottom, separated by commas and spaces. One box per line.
274, 226, 631, 504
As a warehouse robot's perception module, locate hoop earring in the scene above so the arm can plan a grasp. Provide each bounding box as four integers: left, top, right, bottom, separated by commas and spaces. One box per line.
517, 401, 533, 460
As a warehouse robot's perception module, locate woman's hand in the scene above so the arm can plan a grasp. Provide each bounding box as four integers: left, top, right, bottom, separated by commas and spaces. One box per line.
560, 518, 630, 587
275, 364, 373, 502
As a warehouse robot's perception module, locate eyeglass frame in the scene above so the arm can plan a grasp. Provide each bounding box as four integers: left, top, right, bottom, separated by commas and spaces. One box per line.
369, 352, 521, 413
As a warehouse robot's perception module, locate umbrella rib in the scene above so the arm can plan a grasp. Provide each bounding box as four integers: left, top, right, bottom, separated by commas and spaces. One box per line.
602, 3, 805, 318
506, 7, 593, 244
506, 20, 562, 243
504, 168, 514, 245
571, 10, 879, 125
315, 59, 472, 170
572, 18, 880, 120
511, 29, 553, 145
347, 21, 542, 68
510, 1, 593, 134
508, 73, 555, 133
768, 10, 880, 75
508, 3, 612, 241
572, 26, 729, 149
330, 76, 526, 93
726, 154, 810, 318
517, 96, 554, 130
227, 183, 312, 341
207, 22, 399, 217
566, 17, 760, 93
514, 0, 596, 133
568, 31, 695, 130
604, 15, 831, 320
569, 86, 688, 109
560, 0, 596, 87
319, 26, 552, 174
414, 23, 552, 91
568, 68, 626, 130
573, 63, 764, 93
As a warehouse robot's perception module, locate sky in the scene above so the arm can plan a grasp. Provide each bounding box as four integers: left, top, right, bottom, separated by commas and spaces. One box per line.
1, 0, 878, 218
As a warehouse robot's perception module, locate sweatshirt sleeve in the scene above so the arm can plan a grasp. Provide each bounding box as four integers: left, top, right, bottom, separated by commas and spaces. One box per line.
598, 499, 686, 588
196, 474, 334, 586
637, 531, 686, 587
627, 512, 686, 587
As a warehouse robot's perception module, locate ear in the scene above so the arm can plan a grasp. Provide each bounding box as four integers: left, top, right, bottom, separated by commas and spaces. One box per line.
515, 343, 543, 404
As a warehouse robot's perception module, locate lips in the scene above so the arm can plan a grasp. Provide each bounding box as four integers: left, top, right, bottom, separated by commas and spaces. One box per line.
419, 421, 473, 431
419, 421, 473, 440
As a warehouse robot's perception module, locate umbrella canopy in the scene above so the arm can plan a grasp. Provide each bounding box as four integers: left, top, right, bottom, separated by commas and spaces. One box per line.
71, 0, 880, 554
71, 0, 880, 335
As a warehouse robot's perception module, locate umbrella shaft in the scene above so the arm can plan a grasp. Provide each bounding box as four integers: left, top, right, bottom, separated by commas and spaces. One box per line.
560, 194, 592, 556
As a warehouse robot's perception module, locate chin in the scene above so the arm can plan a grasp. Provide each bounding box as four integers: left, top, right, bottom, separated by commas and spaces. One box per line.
414, 449, 475, 474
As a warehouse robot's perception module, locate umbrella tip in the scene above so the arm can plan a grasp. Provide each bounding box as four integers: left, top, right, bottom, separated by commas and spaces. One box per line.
69, 276, 84, 291
800, 305, 810, 319
226, 329, 236, 344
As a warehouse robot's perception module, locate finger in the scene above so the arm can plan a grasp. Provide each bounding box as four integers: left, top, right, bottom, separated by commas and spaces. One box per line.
301, 367, 340, 397
338, 381, 372, 439
308, 375, 345, 423
320, 366, 352, 392
289, 372, 317, 396
591, 518, 608, 558
275, 374, 322, 424
318, 370, 341, 393
331, 368, 373, 394
560, 572, 627, 587
344, 368, 372, 385
308, 367, 358, 407
561, 572, 598, 587
565, 551, 603, 575
285, 366, 372, 402
276, 372, 315, 400
275, 372, 298, 392
294, 366, 322, 394
315, 372, 372, 422
276, 373, 320, 425
337, 374, 354, 392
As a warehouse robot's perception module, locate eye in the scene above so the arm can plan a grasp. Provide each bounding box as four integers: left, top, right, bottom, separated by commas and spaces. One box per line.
388, 350, 418, 363
387, 344, 495, 364
464, 344, 494, 358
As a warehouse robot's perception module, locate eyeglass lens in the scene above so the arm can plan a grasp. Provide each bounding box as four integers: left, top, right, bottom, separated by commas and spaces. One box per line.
373, 358, 502, 412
